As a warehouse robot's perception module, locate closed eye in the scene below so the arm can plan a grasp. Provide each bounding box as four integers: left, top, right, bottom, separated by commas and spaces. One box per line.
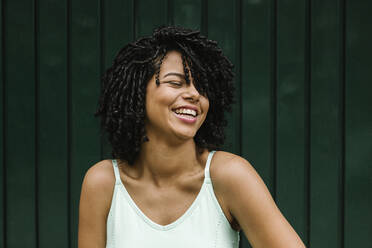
167, 81, 183, 87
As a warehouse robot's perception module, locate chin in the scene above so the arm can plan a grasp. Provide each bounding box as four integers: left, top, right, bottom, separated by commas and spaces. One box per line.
168, 119, 198, 140
176, 132, 196, 140
172, 128, 197, 140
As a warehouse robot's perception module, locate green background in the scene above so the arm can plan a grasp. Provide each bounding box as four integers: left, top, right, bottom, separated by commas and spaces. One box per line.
1, 0, 371, 247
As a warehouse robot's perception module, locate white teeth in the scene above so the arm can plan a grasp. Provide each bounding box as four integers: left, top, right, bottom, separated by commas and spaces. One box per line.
174, 108, 197, 117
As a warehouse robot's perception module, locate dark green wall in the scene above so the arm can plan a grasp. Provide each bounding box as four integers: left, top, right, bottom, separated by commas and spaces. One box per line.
1, 0, 371, 247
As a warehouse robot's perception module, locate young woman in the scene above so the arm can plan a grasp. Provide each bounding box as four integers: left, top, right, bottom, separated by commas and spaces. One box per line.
78, 26, 305, 248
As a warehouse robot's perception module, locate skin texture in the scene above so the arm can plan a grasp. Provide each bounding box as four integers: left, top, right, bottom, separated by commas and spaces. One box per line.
78, 51, 306, 248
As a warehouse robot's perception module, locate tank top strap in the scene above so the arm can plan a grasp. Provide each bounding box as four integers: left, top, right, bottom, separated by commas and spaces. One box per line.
111, 159, 122, 185
204, 150, 216, 179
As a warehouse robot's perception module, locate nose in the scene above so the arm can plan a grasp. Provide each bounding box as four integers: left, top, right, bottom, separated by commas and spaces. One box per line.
183, 82, 200, 102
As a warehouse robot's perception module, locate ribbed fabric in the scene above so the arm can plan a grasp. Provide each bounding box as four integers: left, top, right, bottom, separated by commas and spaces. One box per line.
106, 150, 240, 248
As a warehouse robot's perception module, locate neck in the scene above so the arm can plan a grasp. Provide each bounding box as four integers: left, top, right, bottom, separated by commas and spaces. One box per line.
134, 137, 205, 187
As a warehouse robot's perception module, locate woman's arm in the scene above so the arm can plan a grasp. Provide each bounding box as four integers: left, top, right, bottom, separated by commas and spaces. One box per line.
78, 161, 115, 248
212, 153, 306, 248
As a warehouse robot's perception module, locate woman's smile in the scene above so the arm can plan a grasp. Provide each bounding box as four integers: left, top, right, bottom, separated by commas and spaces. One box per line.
171, 105, 200, 124
172, 109, 198, 124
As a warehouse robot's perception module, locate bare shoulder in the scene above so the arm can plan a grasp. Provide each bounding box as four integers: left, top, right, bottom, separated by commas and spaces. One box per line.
83, 159, 115, 185
211, 151, 306, 247
210, 150, 270, 209
210, 150, 258, 185
80, 159, 116, 217
210, 150, 270, 211
78, 159, 116, 247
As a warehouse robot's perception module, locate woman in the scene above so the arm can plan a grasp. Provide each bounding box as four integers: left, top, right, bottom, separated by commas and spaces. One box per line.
78, 26, 305, 248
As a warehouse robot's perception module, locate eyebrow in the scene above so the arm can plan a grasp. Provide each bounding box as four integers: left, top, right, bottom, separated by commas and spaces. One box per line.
163, 72, 186, 80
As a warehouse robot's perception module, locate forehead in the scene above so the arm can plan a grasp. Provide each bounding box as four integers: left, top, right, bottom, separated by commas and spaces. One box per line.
159, 50, 185, 78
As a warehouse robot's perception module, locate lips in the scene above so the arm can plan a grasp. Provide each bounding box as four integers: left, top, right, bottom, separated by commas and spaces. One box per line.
171, 105, 199, 115
172, 110, 197, 124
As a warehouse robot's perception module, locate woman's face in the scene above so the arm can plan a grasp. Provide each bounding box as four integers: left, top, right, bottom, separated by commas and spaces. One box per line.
144, 50, 209, 142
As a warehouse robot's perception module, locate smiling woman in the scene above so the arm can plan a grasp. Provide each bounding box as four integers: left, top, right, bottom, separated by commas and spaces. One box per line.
93, 26, 235, 166
77, 26, 306, 248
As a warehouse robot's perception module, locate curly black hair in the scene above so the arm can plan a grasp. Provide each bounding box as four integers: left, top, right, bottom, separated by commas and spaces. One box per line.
94, 25, 235, 165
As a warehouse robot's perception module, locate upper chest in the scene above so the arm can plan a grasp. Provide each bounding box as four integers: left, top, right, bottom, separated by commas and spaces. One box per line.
121, 172, 204, 225
117, 166, 237, 230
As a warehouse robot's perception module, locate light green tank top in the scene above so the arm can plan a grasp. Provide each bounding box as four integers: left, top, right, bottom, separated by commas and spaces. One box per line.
106, 150, 240, 248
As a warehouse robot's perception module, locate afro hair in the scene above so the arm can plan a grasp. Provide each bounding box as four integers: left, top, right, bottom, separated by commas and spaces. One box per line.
94, 25, 235, 165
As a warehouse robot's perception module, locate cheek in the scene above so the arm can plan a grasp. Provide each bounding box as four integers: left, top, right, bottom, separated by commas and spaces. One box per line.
145, 94, 152, 115
145, 91, 174, 116
202, 98, 210, 113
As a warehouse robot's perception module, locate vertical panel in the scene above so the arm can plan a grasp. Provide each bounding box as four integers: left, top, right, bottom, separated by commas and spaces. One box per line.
173, 0, 202, 30
276, 0, 308, 244
208, 0, 240, 155
345, 0, 372, 246
310, 0, 343, 247
101, 0, 134, 159
0, 0, 4, 246
38, 0, 68, 247
241, 0, 274, 195
4, 0, 37, 247
200, 0, 208, 36
136, 0, 167, 38
240, 0, 273, 246
69, 0, 101, 247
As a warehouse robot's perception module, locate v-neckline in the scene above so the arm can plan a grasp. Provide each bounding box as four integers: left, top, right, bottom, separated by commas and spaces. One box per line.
114, 151, 212, 231
119, 175, 207, 231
